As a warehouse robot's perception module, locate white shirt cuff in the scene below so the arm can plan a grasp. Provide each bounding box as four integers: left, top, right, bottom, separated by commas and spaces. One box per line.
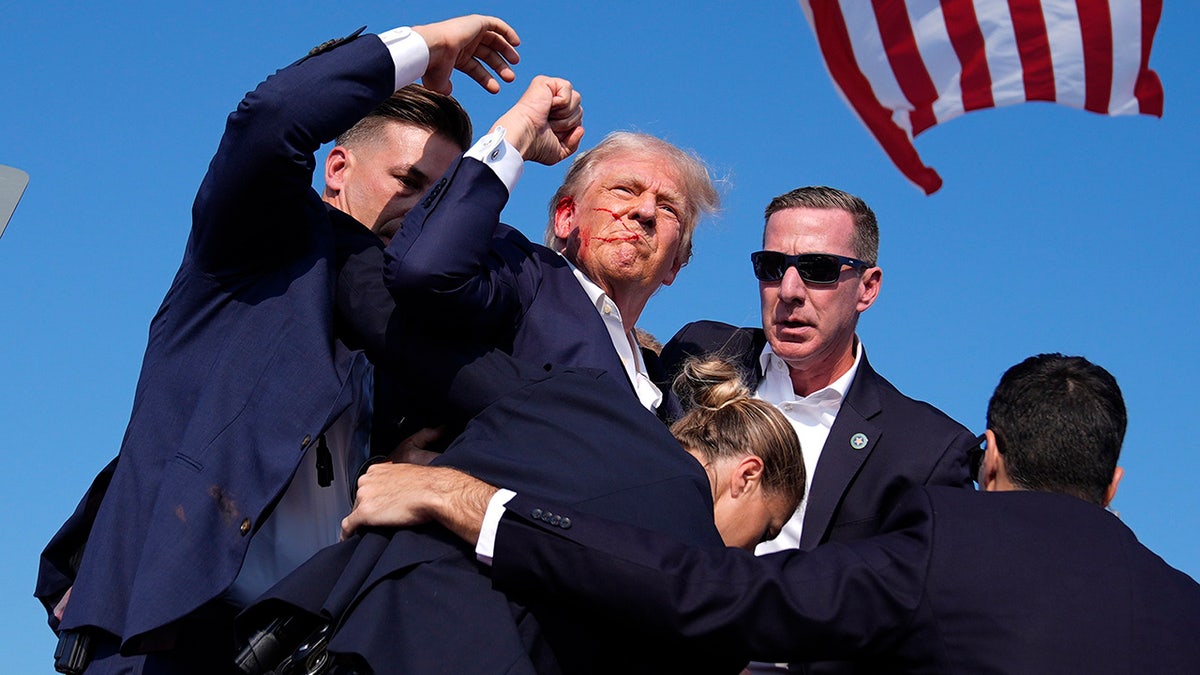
464, 126, 524, 194
475, 488, 517, 565
377, 26, 430, 92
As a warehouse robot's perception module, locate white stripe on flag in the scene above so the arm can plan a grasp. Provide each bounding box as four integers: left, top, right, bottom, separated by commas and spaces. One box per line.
1109, 0, 1144, 114
906, 0, 966, 127
795, 0, 1161, 194
840, 2, 916, 137
1045, 0, 1088, 109
976, 0, 1026, 108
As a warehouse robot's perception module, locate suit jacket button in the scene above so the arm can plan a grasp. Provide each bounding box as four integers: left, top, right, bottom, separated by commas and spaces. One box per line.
549, 514, 561, 526
559, 517, 571, 529
240, 518, 251, 536
531, 508, 543, 519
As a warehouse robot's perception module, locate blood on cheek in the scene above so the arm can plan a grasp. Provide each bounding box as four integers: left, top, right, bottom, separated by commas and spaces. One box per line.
590, 207, 644, 244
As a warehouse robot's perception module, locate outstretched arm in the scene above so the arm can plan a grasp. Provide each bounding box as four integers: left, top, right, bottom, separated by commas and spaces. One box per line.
341, 463, 932, 664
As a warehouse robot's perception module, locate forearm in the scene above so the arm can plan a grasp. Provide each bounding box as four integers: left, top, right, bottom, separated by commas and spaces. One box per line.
382, 73, 583, 313
424, 467, 496, 545
343, 463, 497, 545
490, 492, 930, 663
382, 156, 511, 304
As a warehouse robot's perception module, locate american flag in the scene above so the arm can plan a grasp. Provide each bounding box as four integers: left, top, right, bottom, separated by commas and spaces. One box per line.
800, 0, 1164, 194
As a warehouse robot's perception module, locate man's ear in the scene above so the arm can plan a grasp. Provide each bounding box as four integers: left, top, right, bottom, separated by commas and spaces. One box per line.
324, 146, 351, 194
1104, 466, 1124, 508
981, 429, 1007, 492
856, 266, 882, 313
730, 455, 765, 498
551, 196, 576, 243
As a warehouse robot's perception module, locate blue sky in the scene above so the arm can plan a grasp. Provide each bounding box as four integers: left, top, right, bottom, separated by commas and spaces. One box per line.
3, 2, 1196, 670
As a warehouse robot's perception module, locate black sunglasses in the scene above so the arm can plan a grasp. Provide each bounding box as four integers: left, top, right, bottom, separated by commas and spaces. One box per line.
750, 251, 871, 284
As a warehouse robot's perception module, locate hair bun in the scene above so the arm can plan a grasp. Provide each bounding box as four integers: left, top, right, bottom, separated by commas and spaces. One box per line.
673, 357, 751, 411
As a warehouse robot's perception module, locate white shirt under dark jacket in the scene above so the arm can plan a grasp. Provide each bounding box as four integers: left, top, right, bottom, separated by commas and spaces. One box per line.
753, 339, 863, 553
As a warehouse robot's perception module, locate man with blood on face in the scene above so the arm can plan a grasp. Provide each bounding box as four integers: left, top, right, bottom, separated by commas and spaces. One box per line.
551, 148, 690, 308
384, 130, 718, 422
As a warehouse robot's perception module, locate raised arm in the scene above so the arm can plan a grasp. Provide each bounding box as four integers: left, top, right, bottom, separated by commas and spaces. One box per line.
189, 16, 521, 274
382, 76, 583, 326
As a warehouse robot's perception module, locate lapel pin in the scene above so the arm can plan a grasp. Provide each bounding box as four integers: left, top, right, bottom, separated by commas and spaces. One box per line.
850, 433, 868, 450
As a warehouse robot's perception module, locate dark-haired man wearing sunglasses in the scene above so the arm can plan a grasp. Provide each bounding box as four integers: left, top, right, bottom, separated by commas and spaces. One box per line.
661, 185, 975, 674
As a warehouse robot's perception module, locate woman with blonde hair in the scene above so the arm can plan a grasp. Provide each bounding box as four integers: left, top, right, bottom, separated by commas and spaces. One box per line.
672, 357, 806, 550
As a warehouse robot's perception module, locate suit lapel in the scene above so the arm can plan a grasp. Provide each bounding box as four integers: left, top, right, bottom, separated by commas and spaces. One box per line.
797, 357, 885, 550
550, 261, 636, 396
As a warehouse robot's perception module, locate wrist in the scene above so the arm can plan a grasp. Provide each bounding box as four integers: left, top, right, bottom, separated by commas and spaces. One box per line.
491, 114, 535, 158
429, 468, 496, 545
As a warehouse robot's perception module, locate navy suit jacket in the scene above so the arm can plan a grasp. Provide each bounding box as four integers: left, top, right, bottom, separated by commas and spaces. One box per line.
661, 320, 974, 550
383, 161, 682, 421
492, 487, 1200, 673
36, 34, 401, 652
242, 338, 729, 674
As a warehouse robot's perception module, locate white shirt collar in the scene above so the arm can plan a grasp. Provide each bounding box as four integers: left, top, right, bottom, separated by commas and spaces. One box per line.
568, 260, 611, 315
564, 257, 663, 411
757, 338, 863, 405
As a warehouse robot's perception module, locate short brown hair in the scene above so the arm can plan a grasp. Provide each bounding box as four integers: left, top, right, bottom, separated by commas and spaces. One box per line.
764, 186, 879, 265
337, 84, 472, 152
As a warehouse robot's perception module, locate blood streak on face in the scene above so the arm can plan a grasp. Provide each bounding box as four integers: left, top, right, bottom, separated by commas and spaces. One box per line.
553, 151, 687, 299
592, 207, 646, 244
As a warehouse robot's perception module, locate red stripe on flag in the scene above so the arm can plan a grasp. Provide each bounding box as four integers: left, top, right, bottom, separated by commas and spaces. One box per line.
1077, 0, 1114, 113
871, 0, 939, 135
942, 0, 995, 112
1008, 0, 1057, 102
1137, 0, 1164, 116
808, 2, 942, 193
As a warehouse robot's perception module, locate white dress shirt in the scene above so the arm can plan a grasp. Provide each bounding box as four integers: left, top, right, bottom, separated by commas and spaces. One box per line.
753, 340, 862, 554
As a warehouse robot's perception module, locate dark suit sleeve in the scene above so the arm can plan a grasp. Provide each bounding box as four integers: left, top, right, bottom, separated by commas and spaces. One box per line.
923, 427, 976, 489
35, 457, 118, 628
382, 157, 523, 332
189, 33, 397, 274
660, 321, 764, 394
491, 489, 934, 665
